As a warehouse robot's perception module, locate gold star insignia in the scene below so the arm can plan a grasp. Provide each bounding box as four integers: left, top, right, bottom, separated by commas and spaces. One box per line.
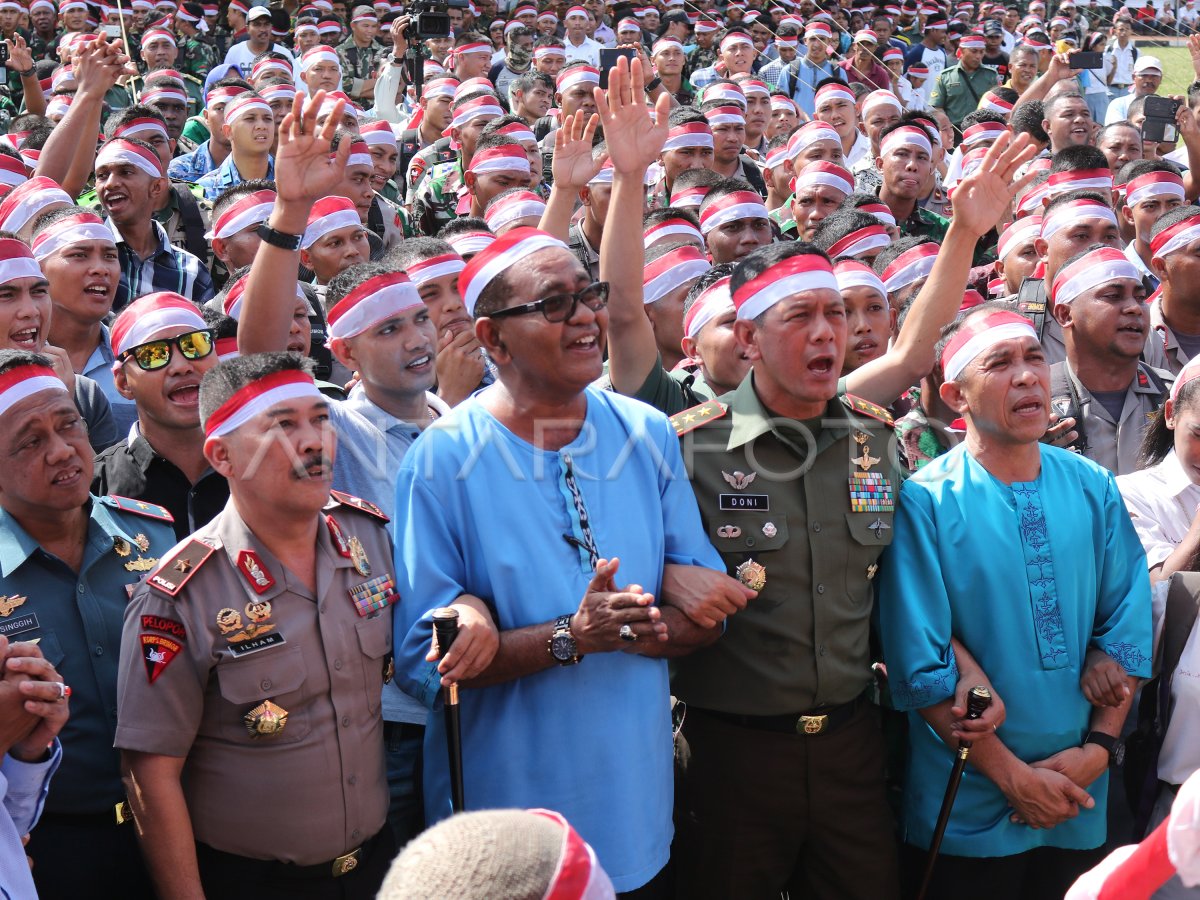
698, 405, 714, 416
174, 558, 193, 573
682, 413, 697, 423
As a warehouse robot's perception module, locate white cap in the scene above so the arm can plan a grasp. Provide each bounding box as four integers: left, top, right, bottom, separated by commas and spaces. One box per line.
1134, 55, 1162, 74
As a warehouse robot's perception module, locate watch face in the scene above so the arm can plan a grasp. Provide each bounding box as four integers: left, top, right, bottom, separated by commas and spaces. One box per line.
551, 634, 577, 661
1112, 741, 1125, 768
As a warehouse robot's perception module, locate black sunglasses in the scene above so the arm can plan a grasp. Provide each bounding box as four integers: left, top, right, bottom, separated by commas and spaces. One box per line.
120, 329, 215, 371
487, 282, 610, 323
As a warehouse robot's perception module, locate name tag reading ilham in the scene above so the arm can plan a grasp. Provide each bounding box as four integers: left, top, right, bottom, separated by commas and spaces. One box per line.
719, 494, 770, 511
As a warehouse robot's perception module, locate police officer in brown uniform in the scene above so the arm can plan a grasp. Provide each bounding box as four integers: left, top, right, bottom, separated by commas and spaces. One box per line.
115, 352, 397, 900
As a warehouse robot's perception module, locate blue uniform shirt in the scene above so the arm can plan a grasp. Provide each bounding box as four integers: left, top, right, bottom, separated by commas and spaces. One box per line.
0, 496, 175, 814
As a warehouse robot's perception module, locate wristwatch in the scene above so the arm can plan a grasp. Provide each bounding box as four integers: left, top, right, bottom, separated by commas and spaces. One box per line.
548, 614, 581, 665
256, 223, 303, 251
1084, 731, 1125, 767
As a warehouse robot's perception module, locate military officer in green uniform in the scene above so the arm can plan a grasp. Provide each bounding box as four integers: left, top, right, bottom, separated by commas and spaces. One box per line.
174, 2, 218, 80
411, 157, 466, 237
0, 350, 176, 900
336, 5, 387, 105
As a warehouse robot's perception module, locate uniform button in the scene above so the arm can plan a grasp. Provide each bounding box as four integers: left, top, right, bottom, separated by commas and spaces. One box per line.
110, 707, 118, 717
94, 645, 104, 656
745, 537, 755, 547
261, 680, 272, 691
347, 775, 357, 786
352, 829, 361, 840
320, 604, 327, 614
819, 644, 826, 656
77, 585, 85, 594
334, 659, 343, 670
813, 522, 822, 533
342, 715, 350, 727
816, 584, 825, 595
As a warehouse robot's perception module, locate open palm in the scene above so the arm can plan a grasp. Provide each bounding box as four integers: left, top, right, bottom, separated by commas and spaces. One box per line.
594, 55, 671, 176
551, 109, 602, 190
948, 131, 1038, 238
275, 90, 352, 204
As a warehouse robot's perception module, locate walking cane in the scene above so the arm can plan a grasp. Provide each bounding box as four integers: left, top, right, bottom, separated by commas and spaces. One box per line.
432, 607, 466, 813
916, 685, 992, 900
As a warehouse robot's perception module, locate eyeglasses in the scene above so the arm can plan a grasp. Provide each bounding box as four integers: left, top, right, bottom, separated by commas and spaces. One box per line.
121, 329, 215, 371
486, 281, 610, 323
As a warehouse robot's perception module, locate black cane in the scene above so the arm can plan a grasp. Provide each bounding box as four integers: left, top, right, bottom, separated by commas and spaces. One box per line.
432, 607, 465, 813
916, 686, 992, 900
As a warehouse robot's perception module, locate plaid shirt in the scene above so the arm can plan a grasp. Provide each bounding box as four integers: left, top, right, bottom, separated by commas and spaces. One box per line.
108, 218, 214, 311
167, 141, 217, 183
196, 155, 275, 202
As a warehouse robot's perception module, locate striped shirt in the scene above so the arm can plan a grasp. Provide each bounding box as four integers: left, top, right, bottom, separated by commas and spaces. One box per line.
108, 218, 214, 311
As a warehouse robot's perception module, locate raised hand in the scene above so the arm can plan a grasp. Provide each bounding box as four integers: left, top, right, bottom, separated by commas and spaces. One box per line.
274, 90, 352, 206
4, 34, 32, 73
593, 54, 671, 177
549, 108, 602, 192
946, 130, 1037, 239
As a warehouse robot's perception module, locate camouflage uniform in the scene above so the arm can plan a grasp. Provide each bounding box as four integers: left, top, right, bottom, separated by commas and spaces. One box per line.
176, 33, 218, 80
368, 194, 413, 251
410, 158, 465, 236
80, 181, 213, 264
335, 37, 388, 105
403, 136, 457, 204
129, 72, 206, 118
27, 27, 61, 62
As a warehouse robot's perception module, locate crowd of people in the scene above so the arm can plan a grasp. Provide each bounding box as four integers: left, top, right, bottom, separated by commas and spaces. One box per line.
0, 0, 1196, 897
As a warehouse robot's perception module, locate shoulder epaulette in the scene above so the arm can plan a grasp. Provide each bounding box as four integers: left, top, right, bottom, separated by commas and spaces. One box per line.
670, 401, 728, 436
104, 495, 176, 523
148, 537, 217, 596
329, 490, 390, 522
842, 393, 894, 427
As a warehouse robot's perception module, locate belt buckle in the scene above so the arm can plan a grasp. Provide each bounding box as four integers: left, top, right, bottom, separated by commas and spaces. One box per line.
797, 714, 828, 736
332, 848, 361, 877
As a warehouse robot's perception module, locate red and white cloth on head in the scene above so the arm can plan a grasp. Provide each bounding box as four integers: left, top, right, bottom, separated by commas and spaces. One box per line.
31, 212, 113, 262
422, 76, 460, 100
652, 36, 684, 55
344, 139, 372, 168
815, 83, 855, 112
302, 196, 361, 250
859, 201, 896, 227
0, 239, 44, 286
468, 144, 532, 176
207, 85, 249, 108
880, 125, 932, 157
301, 44, 342, 73
445, 230, 496, 258
881, 242, 939, 292
95, 138, 164, 177
958, 33, 985, 50
222, 276, 311, 320
736, 78, 770, 98
141, 83, 189, 106
1045, 167, 1113, 200
0, 177, 72, 234
980, 93, 1014, 115
835, 259, 887, 298
941, 310, 1038, 381
683, 276, 733, 339
564, 5, 588, 19
644, 217, 703, 248
360, 119, 398, 148
701, 82, 746, 108
663, 121, 713, 152
733, 253, 839, 321
1015, 180, 1049, 218
45, 95, 72, 119
534, 45, 566, 62
0, 155, 27, 188
319, 91, 359, 121
252, 58, 294, 80
496, 121, 536, 145
141, 27, 176, 47
1039, 198, 1117, 240
770, 96, 799, 116
206, 188, 276, 240
443, 96, 505, 143
805, 21, 832, 39
204, 369, 323, 439
1151, 215, 1200, 263
787, 121, 840, 158
861, 90, 902, 117
1126, 170, 1185, 206
961, 120, 1006, 148
327, 271, 423, 340
699, 190, 769, 234
704, 105, 745, 127
669, 185, 709, 210
719, 32, 754, 53
643, 245, 710, 305
0, 362, 68, 418
459, 227, 566, 315
407, 252, 466, 288
527, 809, 615, 900
110, 292, 207, 368
792, 160, 854, 197
484, 190, 546, 231
1051, 246, 1141, 306
224, 93, 272, 126
997, 214, 1042, 262
556, 66, 600, 94
827, 224, 890, 260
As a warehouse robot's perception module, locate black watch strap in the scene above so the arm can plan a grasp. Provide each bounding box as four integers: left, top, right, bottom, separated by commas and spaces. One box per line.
1084, 731, 1121, 766
256, 223, 303, 250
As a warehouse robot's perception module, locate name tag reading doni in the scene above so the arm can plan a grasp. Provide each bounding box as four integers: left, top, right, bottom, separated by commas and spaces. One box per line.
719, 494, 770, 511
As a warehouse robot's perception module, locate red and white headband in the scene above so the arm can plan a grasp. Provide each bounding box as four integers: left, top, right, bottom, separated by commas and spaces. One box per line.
0, 178, 71, 234
204, 369, 323, 438
0, 155, 26, 188
827, 224, 890, 260
0, 364, 67, 419
737, 79, 769, 97
114, 117, 170, 142
207, 84, 249, 107
328, 271, 423, 340
469, 144, 532, 175
96, 139, 163, 177
1046, 167, 1113, 199
445, 230, 496, 257
669, 186, 709, 209
860, 201, 896, 228
350, 11, 377, 24
534, 46, 567, 61
564, 5, 587, 19
699, 190, 769, 234
962, 120, 1005, 148
705, 105, 745, 127
880, 125, 932, 157
1171, 355, 1200, 407
644, 218, 703, 248
141, 84, 189, 106
301, 45, 341, 72
454, 40, 492, 57
207, 188, 276, 240
141, 27, 176, 47
701, 84, 745, 107
0, 239, 45, 286
652, 36, 683, 55
459, 228, 565, 315
1051, 246, 1141, 306
787, 121, 840, 156
31, 212, 114, 261
484, 191, 546, 231
360, 120, 397, 147
862, 90, 902, 115
941, 310, 1038, 381
1151, 216, 1200, 262
407, 252, 466, 288
258, 84, 297, 104
225, 94, 271, 126
997, 214, 1042, 261
793, 161, 854, 197
663, 122, 713, 152
980, 94, 1014, 115
344, 140, 372, 168
222, 277, 309, 320
422, 77, 460, 100
110, 292, 207, 360
252, 58, 293, 80
719, 33, 754, 52
835, 259, 887, 298
302, 197, 361, 249
733, 253, 839, 320
444, 98, 505, 136
557, 66, 600, 94
764, 145, 791, 171
771, 96, 798, 115
643, 245, 710, 305
1126, 171, 1185, 206
1040, 199, 1116, 240
815, 83, 855, 111
683, 276, 733, 338
496, 122, 536, 145
881, 242, 938, 292
959, 34, 985, 49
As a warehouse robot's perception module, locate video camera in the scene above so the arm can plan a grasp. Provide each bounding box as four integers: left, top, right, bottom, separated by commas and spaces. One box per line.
408, 0, 467, 39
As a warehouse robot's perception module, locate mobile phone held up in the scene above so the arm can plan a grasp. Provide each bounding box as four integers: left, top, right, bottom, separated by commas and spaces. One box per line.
599, 47, 637, 90
1143, 95, 1181, 144
1068, 50, 1103, 70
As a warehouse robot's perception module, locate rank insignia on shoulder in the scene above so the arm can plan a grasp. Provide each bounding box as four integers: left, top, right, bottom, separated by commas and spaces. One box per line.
236, 550, 275, 594
105, 495, 176, 523
329, 490, 390, 521
670, 401, 728, 436
841, 393, 894, 427
149, 538, 216, 596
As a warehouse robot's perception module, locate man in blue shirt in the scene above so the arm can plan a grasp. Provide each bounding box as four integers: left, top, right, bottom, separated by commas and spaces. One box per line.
778, 21, 845, 116
879, 305, 1153, 900
196, 92, 277, 201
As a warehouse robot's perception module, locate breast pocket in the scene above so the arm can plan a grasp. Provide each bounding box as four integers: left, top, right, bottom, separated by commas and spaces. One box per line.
355, 616, 393, 715
709, 513, 790, 557
216, 645, 310, 744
